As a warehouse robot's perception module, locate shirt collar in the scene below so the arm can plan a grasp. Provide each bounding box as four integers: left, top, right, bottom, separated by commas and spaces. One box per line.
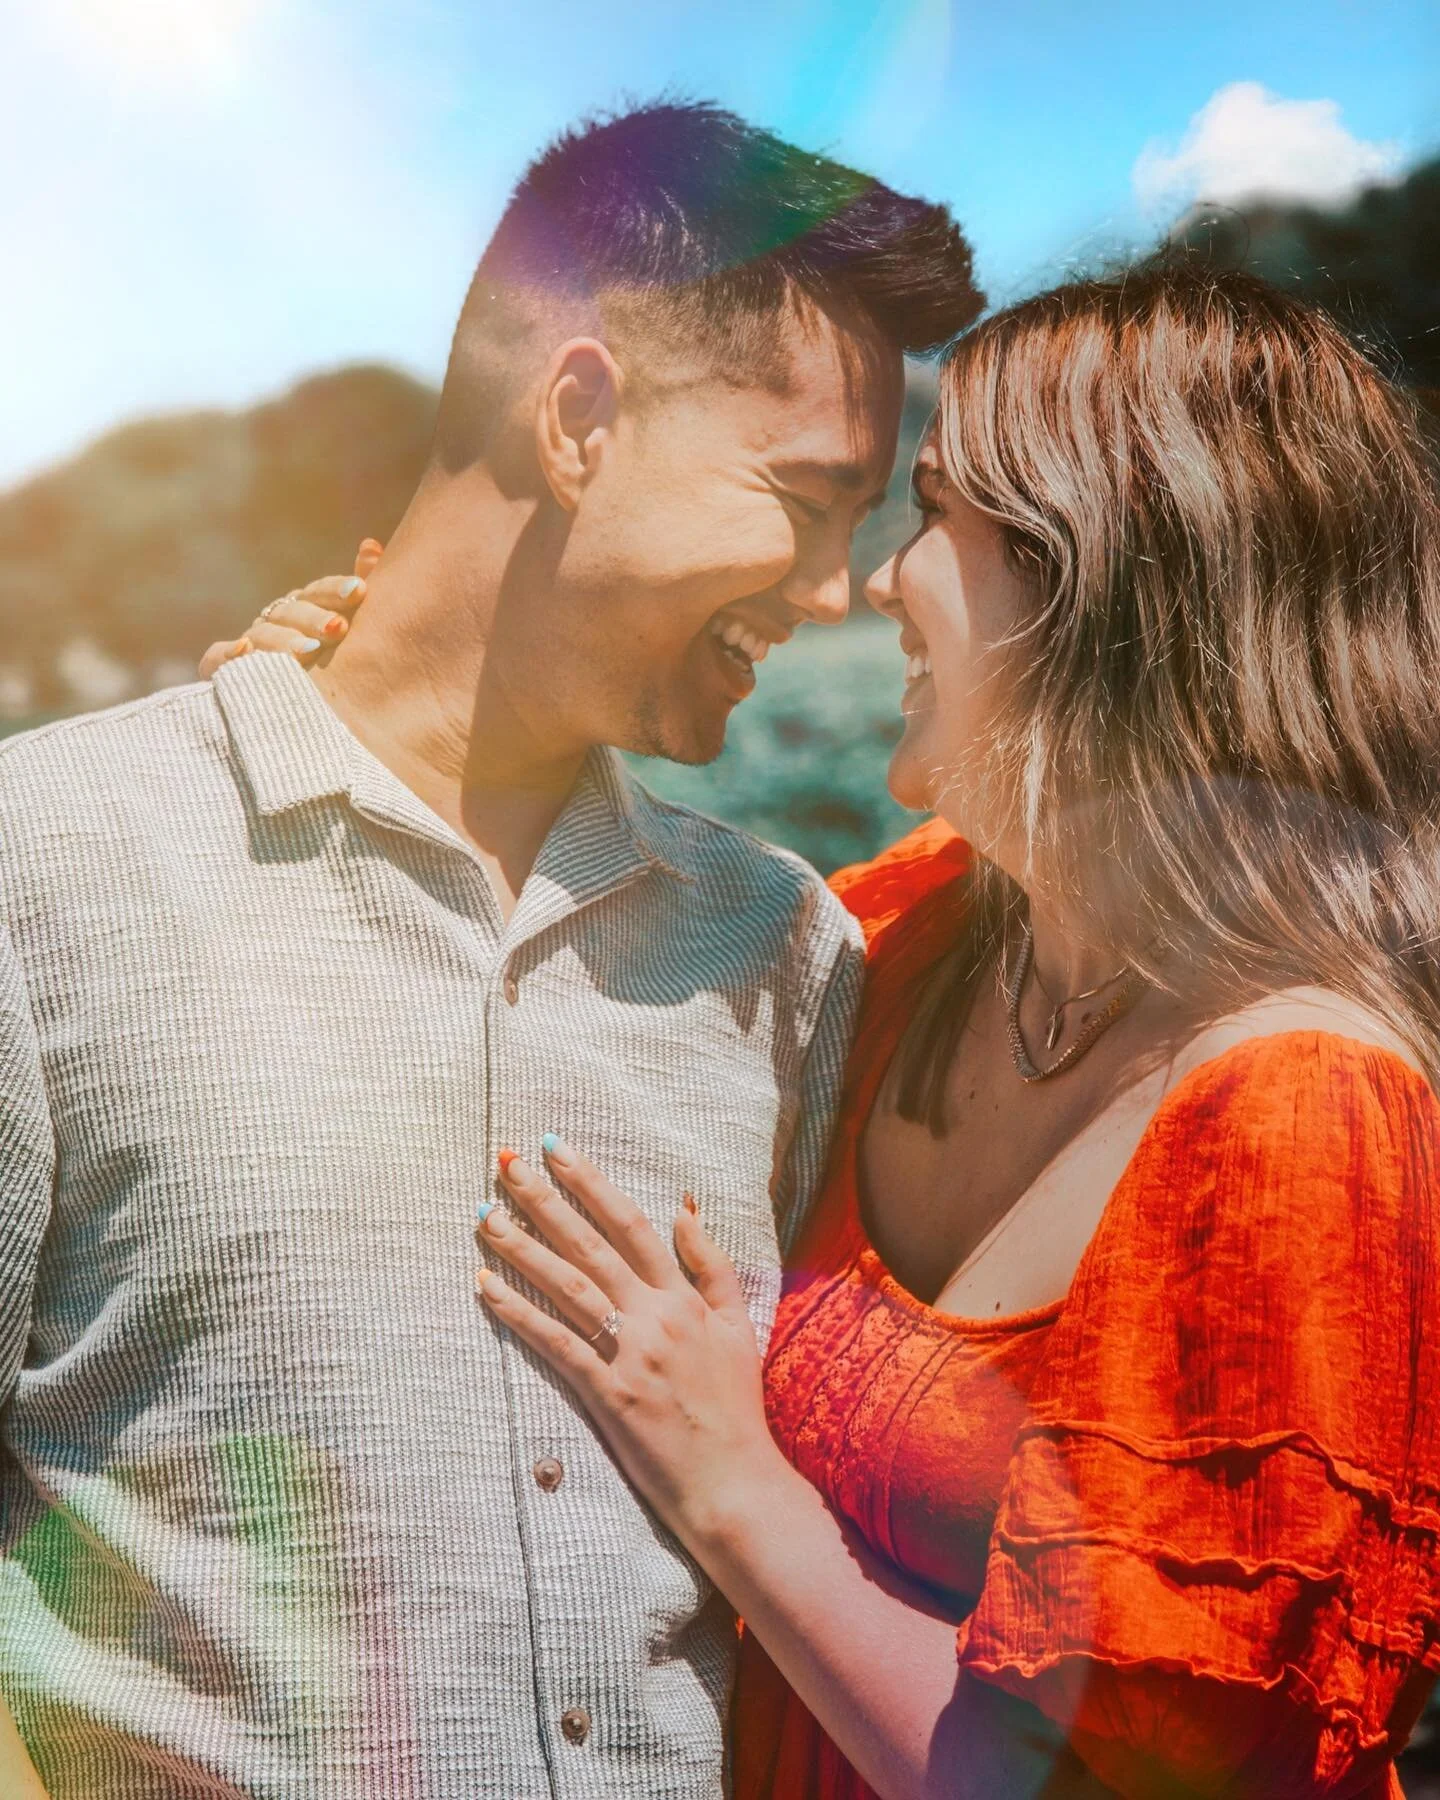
213, 651, 694, 884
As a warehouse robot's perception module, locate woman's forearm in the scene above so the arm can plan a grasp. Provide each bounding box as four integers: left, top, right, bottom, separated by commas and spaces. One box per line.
691, 1454, 1062, 1800
0, 1695, 49, 1799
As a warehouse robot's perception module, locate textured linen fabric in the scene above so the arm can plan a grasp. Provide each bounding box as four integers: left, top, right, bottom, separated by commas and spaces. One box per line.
0, 651, 863, 1800
733, 822, 1440, 1800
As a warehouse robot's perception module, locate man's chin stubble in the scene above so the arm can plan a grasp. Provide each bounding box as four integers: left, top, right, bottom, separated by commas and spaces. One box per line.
625, 697, 728, 768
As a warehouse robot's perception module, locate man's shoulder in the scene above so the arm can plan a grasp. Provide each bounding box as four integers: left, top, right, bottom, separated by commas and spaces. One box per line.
0, 682, 228, 827
623, 773, 859, 952
0, 682, 221, 766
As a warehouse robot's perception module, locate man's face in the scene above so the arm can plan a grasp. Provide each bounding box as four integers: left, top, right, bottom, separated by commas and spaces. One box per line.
532, 307, 904, 764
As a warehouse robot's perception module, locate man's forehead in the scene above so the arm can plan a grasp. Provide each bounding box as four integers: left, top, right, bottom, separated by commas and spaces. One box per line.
741, 320, 903, 473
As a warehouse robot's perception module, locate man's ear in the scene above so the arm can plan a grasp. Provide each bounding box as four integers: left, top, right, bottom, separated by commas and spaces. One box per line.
535, 338, 624, 511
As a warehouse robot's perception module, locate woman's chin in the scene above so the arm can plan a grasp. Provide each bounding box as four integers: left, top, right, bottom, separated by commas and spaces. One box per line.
886, 742, 936, 813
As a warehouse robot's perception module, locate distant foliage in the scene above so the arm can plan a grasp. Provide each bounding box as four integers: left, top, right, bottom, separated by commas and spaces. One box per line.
0, 367, 436, 715
1170, 152, 1440, 396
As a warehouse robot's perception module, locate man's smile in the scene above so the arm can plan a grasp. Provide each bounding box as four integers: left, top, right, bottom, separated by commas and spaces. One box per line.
704, 608, 793, 682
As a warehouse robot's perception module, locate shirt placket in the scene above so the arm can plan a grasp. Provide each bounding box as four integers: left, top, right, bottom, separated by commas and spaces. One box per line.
351, 750, 664, 1794
484, 835, 665, 1794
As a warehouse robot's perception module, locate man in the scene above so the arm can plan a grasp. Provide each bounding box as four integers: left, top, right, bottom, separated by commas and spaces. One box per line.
0, 103, 980, 1797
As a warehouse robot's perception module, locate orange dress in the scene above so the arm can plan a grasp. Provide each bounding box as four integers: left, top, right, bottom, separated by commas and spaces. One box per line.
734, 822, 1440, 1800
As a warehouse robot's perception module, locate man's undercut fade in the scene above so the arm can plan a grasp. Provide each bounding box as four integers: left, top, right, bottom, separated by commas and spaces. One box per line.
432, 99, 982, 471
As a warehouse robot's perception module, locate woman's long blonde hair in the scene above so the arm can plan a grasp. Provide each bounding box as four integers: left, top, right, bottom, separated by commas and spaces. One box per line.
895, 265, 1440, 1126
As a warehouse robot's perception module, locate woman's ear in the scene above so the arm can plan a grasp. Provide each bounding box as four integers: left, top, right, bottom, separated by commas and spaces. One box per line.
535, 338, 623, 511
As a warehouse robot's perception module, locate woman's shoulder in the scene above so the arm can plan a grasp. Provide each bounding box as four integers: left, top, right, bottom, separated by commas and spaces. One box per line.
1098, 1018, 1439, 1313
1170, 986, 1428, 1088
826, 819, 972, 952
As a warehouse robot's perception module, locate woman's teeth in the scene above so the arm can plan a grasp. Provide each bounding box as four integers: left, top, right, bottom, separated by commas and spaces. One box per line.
904, 649, 933, 683
709, 617, 771, 668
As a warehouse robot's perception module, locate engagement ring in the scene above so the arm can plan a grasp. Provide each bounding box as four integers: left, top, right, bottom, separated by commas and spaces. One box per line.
586, 1308, 623, 1346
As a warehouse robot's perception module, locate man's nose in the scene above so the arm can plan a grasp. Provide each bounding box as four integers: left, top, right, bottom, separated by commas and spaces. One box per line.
782, 558, 851, 627
862, 553, 901, 618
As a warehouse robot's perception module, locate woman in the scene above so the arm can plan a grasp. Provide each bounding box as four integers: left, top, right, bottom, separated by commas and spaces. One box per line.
210, 267, 1440, 1798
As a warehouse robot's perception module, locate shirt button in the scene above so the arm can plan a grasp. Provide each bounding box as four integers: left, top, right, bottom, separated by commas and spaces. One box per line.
560, 1706, 590, 1745
502, 973, 520, 1007
533, 1455, 564, 1492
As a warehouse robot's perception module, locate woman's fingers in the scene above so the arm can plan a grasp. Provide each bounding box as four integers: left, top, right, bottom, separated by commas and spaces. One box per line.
245, 620, 326, 657
298, 572, 369, 614
495, 1153, 644, 1302
539, 1136, 689, 1290
197, 637, 252, 680
674, 1199, 749, 1317
476, 1270, 607, 1392
475, 1197, 623, 1348
256, 575, 367, 640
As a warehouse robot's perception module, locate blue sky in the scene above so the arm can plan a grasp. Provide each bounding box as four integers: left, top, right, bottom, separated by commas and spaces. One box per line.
2, 0, 1435, 487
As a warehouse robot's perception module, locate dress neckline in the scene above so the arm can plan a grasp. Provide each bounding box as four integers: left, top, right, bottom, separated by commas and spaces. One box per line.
844, 1021, 1425, 1339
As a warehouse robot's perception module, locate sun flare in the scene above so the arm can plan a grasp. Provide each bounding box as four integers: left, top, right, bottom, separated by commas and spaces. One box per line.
47, 0, 266, 83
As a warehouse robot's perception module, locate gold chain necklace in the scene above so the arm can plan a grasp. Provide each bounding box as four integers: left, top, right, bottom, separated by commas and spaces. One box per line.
1004, 924, 1146, 1083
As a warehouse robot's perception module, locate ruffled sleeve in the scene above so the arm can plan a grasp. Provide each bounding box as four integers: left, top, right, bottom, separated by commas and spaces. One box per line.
958, 1032, 1440, 1799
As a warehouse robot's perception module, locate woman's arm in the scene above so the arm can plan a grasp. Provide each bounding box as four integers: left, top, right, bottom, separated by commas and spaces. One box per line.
0, 1697, 50, 1799
476, 1144, 1064, 1800
690, 1446, 1066, 1800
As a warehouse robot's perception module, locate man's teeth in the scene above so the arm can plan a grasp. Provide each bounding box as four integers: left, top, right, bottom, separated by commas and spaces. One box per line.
904, 649, 933, 683
709, 618, 771, 665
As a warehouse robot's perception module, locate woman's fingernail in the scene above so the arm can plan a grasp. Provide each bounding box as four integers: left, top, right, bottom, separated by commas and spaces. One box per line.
297, 637, 322, 654
483, 1207, 511, 1238
476, 1199, 498, 1224
339, 576, 365, 599
323, 616, 347, 638
682, 1192, 698, 1216
541, 1132, 567, 1163
477, 1271, 507, 1304
497, 1148, 518, 1175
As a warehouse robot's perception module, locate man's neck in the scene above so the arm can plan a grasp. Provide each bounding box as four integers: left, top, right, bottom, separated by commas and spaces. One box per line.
310, 477, 588, 919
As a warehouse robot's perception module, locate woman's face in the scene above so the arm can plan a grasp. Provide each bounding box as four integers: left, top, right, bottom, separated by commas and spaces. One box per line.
865, 433, 1031, 851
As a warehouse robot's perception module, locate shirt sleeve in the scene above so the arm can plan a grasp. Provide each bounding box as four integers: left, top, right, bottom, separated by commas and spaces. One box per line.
957, 1033, 1440, 1799
772, 906, 864, 1261
0, 917, 53, 1417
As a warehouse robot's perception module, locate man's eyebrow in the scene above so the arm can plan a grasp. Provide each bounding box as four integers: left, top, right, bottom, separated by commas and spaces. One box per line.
771, 459, 890, 514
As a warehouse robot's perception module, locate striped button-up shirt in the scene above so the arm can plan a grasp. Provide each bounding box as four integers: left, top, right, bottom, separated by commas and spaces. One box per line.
0, 653, 863, 1800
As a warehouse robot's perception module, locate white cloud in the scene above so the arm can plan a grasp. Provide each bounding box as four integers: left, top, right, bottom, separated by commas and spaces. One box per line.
1133, 82, 1403, 216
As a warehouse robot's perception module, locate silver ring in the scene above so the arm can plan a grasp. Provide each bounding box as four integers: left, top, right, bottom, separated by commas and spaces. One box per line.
586, 1308, 623, 1347
259, 591, 299, 622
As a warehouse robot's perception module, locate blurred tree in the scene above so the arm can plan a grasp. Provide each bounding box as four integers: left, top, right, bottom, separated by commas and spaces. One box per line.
1169, 152, 1440, 394
0, 367, 434, 712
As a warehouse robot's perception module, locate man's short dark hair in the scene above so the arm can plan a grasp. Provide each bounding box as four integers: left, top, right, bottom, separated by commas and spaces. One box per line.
432, 100, 982, 470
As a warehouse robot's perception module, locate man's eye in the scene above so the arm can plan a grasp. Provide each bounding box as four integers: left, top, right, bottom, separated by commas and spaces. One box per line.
782, 492, 829, 524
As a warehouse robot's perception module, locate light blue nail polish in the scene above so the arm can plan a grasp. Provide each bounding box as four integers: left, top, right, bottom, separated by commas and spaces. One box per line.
541, 1132, 560, 1156
476, 1199, 498, 1224
297, 636, 322, 654
339, 577, 361, 598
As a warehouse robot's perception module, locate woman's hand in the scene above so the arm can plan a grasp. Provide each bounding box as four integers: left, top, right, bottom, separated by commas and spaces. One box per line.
477, 1139, 784, 1547
197, 537, 385, 678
